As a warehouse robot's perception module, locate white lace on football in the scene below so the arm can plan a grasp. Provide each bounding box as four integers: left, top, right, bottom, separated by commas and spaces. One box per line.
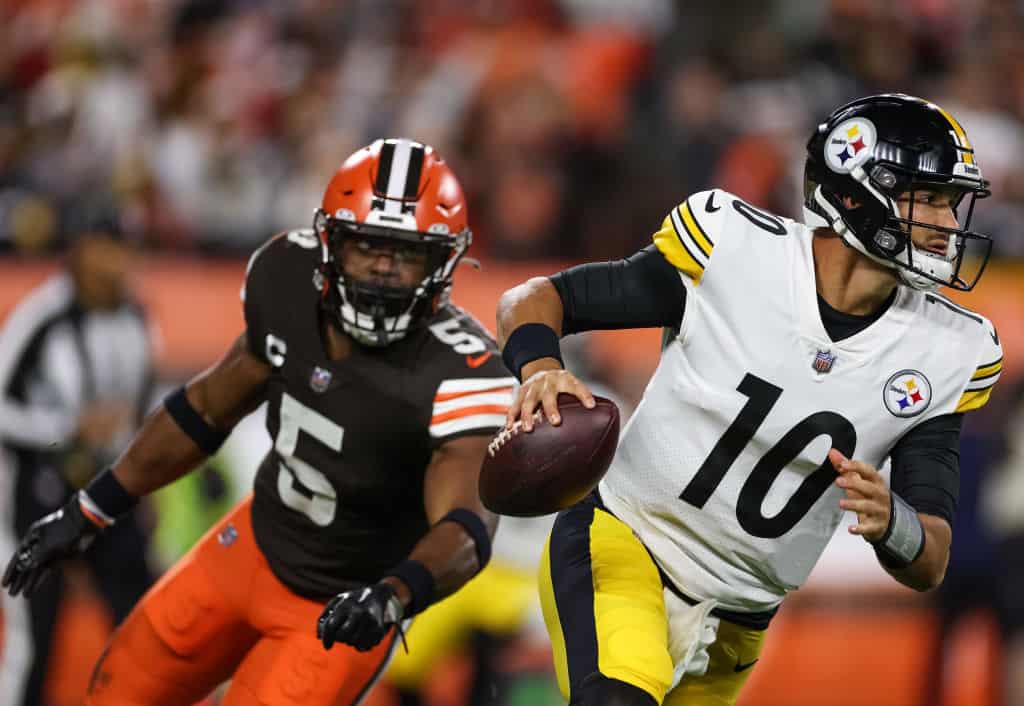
486, 411, 544, 457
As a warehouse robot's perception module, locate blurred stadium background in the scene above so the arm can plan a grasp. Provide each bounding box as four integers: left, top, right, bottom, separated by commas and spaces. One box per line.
1, 1, 1024, 705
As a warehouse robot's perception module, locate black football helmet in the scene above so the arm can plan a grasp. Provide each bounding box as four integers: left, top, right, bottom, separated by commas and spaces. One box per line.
804, 94, 992, 291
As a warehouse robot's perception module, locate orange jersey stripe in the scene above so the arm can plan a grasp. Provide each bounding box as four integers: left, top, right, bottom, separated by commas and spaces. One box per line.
434, 386, 514, 403
431, 404, 508, 425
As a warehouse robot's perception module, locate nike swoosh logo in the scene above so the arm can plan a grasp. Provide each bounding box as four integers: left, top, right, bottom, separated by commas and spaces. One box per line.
705, 191, 720, 213
466, 352, 493, 368
991, 328, 1000, 345
734, 659, 758, 673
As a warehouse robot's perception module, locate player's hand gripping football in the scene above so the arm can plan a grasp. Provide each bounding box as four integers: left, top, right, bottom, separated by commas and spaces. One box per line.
508, 360, 596, 432
3, 493, 101, 597
317, 582, 404, 652
829, 449, 892, 542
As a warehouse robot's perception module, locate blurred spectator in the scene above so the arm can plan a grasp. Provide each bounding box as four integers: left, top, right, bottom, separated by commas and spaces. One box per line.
922, 405, 1005, 706
0, 204, 155, 706
3, 0, 1024, 261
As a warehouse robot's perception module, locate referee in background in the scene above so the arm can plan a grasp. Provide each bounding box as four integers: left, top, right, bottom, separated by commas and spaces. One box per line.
0, 206, 155, 706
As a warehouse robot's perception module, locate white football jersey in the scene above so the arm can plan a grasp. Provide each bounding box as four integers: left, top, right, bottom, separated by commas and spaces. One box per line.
599, 189, 1003, 613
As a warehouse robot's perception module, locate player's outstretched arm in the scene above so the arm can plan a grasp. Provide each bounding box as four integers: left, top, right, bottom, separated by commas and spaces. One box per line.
830, 449, 951, 591
113, 331, 270, 496
396, 434, 498, 601
318, 434, 497, 651
2, 332, 269, 598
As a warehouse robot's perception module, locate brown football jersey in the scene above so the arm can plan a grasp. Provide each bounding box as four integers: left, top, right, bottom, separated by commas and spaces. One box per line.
242, 230, 514, 598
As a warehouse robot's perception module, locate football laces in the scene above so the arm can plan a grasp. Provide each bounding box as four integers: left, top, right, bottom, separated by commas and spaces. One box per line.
487, 410, 544, 457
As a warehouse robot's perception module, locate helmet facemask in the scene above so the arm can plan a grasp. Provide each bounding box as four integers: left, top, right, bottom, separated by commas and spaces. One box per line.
808, 165, 992, 292
314, 209, 471, 347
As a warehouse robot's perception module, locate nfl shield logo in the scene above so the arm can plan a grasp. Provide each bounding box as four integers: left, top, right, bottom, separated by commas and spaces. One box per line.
812, 349, 836, 374
218, 523, 238, 547
310, 366, 333, 393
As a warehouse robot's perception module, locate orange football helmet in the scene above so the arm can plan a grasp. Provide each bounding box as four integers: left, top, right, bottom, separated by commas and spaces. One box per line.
313, 138, 472, 346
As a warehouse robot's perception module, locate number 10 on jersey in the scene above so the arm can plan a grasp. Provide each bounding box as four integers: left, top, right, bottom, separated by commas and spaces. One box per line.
679, 373, 856, 538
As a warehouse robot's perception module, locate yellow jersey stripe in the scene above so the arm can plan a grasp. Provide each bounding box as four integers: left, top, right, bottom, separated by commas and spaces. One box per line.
654, 214, 705, 284
679, 201, 714, 257
972, 358, 1003, 380
668, 206, 709, 264
956, 387, 994, 413
934, 103, 975, 165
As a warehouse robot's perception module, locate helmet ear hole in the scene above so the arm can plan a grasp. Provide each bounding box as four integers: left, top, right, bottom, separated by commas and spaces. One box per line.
873, 229, 903, 255
870, 166, 898, 190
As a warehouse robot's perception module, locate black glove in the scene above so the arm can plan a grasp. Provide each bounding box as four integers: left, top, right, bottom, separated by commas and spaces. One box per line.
2, 492, 100, 597
317, 581, 404, 652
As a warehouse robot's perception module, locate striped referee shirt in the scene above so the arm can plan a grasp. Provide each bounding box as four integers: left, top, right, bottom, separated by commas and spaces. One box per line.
0, 273, 154, 456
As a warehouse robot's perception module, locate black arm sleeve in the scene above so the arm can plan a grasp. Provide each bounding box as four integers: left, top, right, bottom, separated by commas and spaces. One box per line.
548, 245, 687, 335
889, 412, 963, 526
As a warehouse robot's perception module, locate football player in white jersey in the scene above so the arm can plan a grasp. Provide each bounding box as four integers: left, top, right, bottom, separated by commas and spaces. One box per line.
495, 94, 1003, 706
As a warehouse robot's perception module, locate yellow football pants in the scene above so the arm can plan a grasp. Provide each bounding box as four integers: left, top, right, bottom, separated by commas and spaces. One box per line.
538, 495, 766, 706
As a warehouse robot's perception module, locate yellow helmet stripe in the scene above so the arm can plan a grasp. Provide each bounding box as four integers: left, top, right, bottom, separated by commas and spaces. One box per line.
934, 103, 975, 165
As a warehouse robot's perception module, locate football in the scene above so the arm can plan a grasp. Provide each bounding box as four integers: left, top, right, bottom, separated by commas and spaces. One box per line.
479, 394, 620, 517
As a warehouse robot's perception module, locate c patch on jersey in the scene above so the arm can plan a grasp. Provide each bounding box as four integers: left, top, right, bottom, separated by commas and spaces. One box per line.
883, 370, 932, 418
825, 118, 877, 174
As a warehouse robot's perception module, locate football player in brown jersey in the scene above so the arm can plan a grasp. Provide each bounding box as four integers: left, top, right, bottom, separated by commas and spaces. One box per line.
3, 138, 516, 706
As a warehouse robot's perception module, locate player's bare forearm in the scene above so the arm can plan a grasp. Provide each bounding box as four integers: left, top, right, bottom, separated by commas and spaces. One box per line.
496, 277, 563, 346
881, 513, 951, 592
383, 434, 498, 607
112, 333, 270, 496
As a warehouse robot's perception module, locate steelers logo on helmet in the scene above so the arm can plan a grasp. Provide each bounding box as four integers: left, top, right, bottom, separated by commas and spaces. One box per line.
824, 118, 877, 174
883, 369, 932, 418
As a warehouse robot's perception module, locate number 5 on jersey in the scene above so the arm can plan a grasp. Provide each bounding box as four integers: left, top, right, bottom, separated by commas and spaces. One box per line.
276, 392, 343, 526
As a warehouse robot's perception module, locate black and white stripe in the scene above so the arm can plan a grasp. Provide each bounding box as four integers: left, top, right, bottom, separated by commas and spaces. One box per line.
0, 274, 153, 451
373, 139, 426, 215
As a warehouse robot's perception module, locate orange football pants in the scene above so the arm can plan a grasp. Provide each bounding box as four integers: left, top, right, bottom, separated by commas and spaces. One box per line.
85, 495, 398, 706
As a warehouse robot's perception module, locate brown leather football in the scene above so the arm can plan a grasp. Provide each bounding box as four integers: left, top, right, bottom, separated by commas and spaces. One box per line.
479, 393, 620, 517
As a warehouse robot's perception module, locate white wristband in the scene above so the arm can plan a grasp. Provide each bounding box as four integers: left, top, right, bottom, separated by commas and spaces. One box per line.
873, 491, 925, 568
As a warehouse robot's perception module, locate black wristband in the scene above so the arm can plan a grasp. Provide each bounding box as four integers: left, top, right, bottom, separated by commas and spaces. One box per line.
385, 559, 436, 617
501, 323, 563, 381
440, 508, 492, 570
164, 386, 229, 455
80, 469, 138, 526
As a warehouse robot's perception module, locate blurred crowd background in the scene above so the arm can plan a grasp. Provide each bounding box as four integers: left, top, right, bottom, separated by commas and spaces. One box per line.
2, 1, 1024, 706
5, 0, 1024, 259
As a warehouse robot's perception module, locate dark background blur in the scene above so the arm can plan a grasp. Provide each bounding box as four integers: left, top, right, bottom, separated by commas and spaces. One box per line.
4, 0, 1024, 261
2, 2, 1024, 706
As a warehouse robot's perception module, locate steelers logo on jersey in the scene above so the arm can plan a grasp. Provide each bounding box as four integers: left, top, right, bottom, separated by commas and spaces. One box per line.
825, 118, 877, 174
883, 370, 932, 418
